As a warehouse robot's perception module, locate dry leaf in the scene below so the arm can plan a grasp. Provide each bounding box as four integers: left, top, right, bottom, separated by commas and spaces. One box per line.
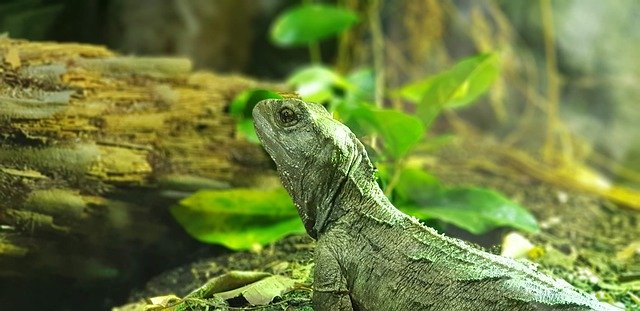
216, 274, 298, 306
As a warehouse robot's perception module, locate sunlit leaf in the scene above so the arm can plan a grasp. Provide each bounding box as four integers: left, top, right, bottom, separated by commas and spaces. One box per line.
171, 188, 304, 250
287, 65, 351, 103
270, 4, 359, 46
349, 107, 424, 159
230, 89, 282, 118
397, 53, 500, 126
395, 76, 435, 104
229, 89, 282, 143
400, 187, 539, 235
238, 119, 260, 144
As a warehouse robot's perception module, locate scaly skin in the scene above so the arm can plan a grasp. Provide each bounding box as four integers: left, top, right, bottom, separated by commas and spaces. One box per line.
252, 99, 619, 311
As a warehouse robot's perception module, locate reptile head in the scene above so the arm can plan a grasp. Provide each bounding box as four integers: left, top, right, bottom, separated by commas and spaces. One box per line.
253, 98, 372, 238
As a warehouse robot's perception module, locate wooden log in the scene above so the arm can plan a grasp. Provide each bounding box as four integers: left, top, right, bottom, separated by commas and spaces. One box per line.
0, 36, 277, 279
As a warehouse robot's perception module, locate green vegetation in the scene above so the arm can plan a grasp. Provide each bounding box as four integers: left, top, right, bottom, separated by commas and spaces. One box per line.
171, 188, 305, 251
174, 3, 538, 250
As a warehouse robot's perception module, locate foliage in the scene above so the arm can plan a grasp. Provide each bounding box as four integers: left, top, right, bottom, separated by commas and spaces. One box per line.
229, 89, 282, 143
394, 168, 538, 234
173, 2, 538, 250
348, 106, 425, 159
270, 4, 359, 47
171, 188, 304, 251
396, 53, 500, 126
286, 65, 352, 103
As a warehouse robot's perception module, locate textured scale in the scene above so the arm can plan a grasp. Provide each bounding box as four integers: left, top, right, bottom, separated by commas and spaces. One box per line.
252, 99, 619, 311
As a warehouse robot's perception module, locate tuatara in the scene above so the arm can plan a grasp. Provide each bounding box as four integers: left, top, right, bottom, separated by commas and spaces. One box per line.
252, 98, 618, 311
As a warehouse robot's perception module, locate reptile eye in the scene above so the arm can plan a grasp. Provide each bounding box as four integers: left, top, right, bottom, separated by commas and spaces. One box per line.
277, 107, 299, 126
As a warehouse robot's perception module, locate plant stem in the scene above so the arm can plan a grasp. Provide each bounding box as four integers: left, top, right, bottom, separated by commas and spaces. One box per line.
308, 42, 322, 64
336, 0, 356, 73
540, 0, 560, 164
303, 0, 322, 64
368, 0, 385, 108
383, 158, 404, 197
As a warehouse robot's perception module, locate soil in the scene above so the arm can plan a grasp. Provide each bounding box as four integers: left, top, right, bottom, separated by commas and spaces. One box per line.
429, 139, 640, 310
116, 138, 640, 310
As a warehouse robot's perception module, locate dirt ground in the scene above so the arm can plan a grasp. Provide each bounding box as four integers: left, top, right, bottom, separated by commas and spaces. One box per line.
429, 140, 640, 310
117, 139, 639, 310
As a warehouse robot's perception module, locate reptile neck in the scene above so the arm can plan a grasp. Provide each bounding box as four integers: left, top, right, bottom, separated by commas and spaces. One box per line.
327, 158, 402, 229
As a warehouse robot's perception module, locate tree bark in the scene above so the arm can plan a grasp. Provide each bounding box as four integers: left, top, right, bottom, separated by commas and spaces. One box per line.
0, 36, 276, 279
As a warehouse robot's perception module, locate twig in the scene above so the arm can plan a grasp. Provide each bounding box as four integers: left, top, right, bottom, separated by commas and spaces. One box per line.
540, 0, 561, 164
368, 0, 385, 108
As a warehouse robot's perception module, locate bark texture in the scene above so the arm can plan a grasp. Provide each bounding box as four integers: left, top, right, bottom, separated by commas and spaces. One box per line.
0, 36, 274, 279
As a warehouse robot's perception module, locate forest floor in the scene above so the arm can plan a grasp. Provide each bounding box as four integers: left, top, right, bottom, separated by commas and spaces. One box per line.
116, 138, 639, 311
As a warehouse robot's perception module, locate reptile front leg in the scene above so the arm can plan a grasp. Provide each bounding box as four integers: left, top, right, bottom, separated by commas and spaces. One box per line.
313, 240, 354, 311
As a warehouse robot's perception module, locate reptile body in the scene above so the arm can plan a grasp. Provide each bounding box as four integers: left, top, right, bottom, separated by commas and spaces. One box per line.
252, 99, 618, 311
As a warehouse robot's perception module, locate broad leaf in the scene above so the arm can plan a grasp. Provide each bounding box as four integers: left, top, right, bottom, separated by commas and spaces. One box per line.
238, 119, 260, 144
270, 4, 359, 46
395, 76, 435, 104
171, 188, 304, 250
401, 187, 539, 235
349, 107, 424, 159
393, 167, 442, 203
331, 68, 375, 121
397, 53, 500, 126
346, 67, 375, 104
229, 89, 282, 119
229, 89, 282, 143
287, 65, 351, 103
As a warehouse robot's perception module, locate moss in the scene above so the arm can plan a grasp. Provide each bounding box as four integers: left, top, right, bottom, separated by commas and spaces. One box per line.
19, 63, 67, 82
77, 57, 192, 77
87, 145, 151, 183
0, 240, 28, 257
0, 167, 48, 179
0, 90, 74, 119
3, 209, 69, 234
22, 188, 86, 221
0, 144, 100, 176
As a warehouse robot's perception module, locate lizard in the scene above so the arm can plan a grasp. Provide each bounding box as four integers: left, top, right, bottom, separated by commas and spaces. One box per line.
252, 98, 619, 311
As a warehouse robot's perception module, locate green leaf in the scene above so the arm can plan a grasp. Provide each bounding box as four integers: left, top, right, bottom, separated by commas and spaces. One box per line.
287, 65, 351, 103
270, 4, 359, 46
393, 167, 442, 204
401, 187, 539, 235
229, 89, 282, 119
171, 188, 305, 250
350, 107, 424, 159
229, 89, 282, 143
395, 76, 436, 104
346, 67, 375, 104
397, 53, 500, 126
238, 119, 260, 144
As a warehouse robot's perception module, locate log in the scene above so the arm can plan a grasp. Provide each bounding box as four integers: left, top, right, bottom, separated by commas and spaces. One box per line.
0, 36, 277, 280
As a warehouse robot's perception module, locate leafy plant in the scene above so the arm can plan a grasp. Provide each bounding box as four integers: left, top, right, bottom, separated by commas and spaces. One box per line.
396, 53, 500, 126
393, 168, 538, 234
171, 188, 304, 251
281, 53, 538, 235
173, 3, 538, 250
270, 4, 359, 47
270, 3, 358, 63
229, 89, 282, 143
